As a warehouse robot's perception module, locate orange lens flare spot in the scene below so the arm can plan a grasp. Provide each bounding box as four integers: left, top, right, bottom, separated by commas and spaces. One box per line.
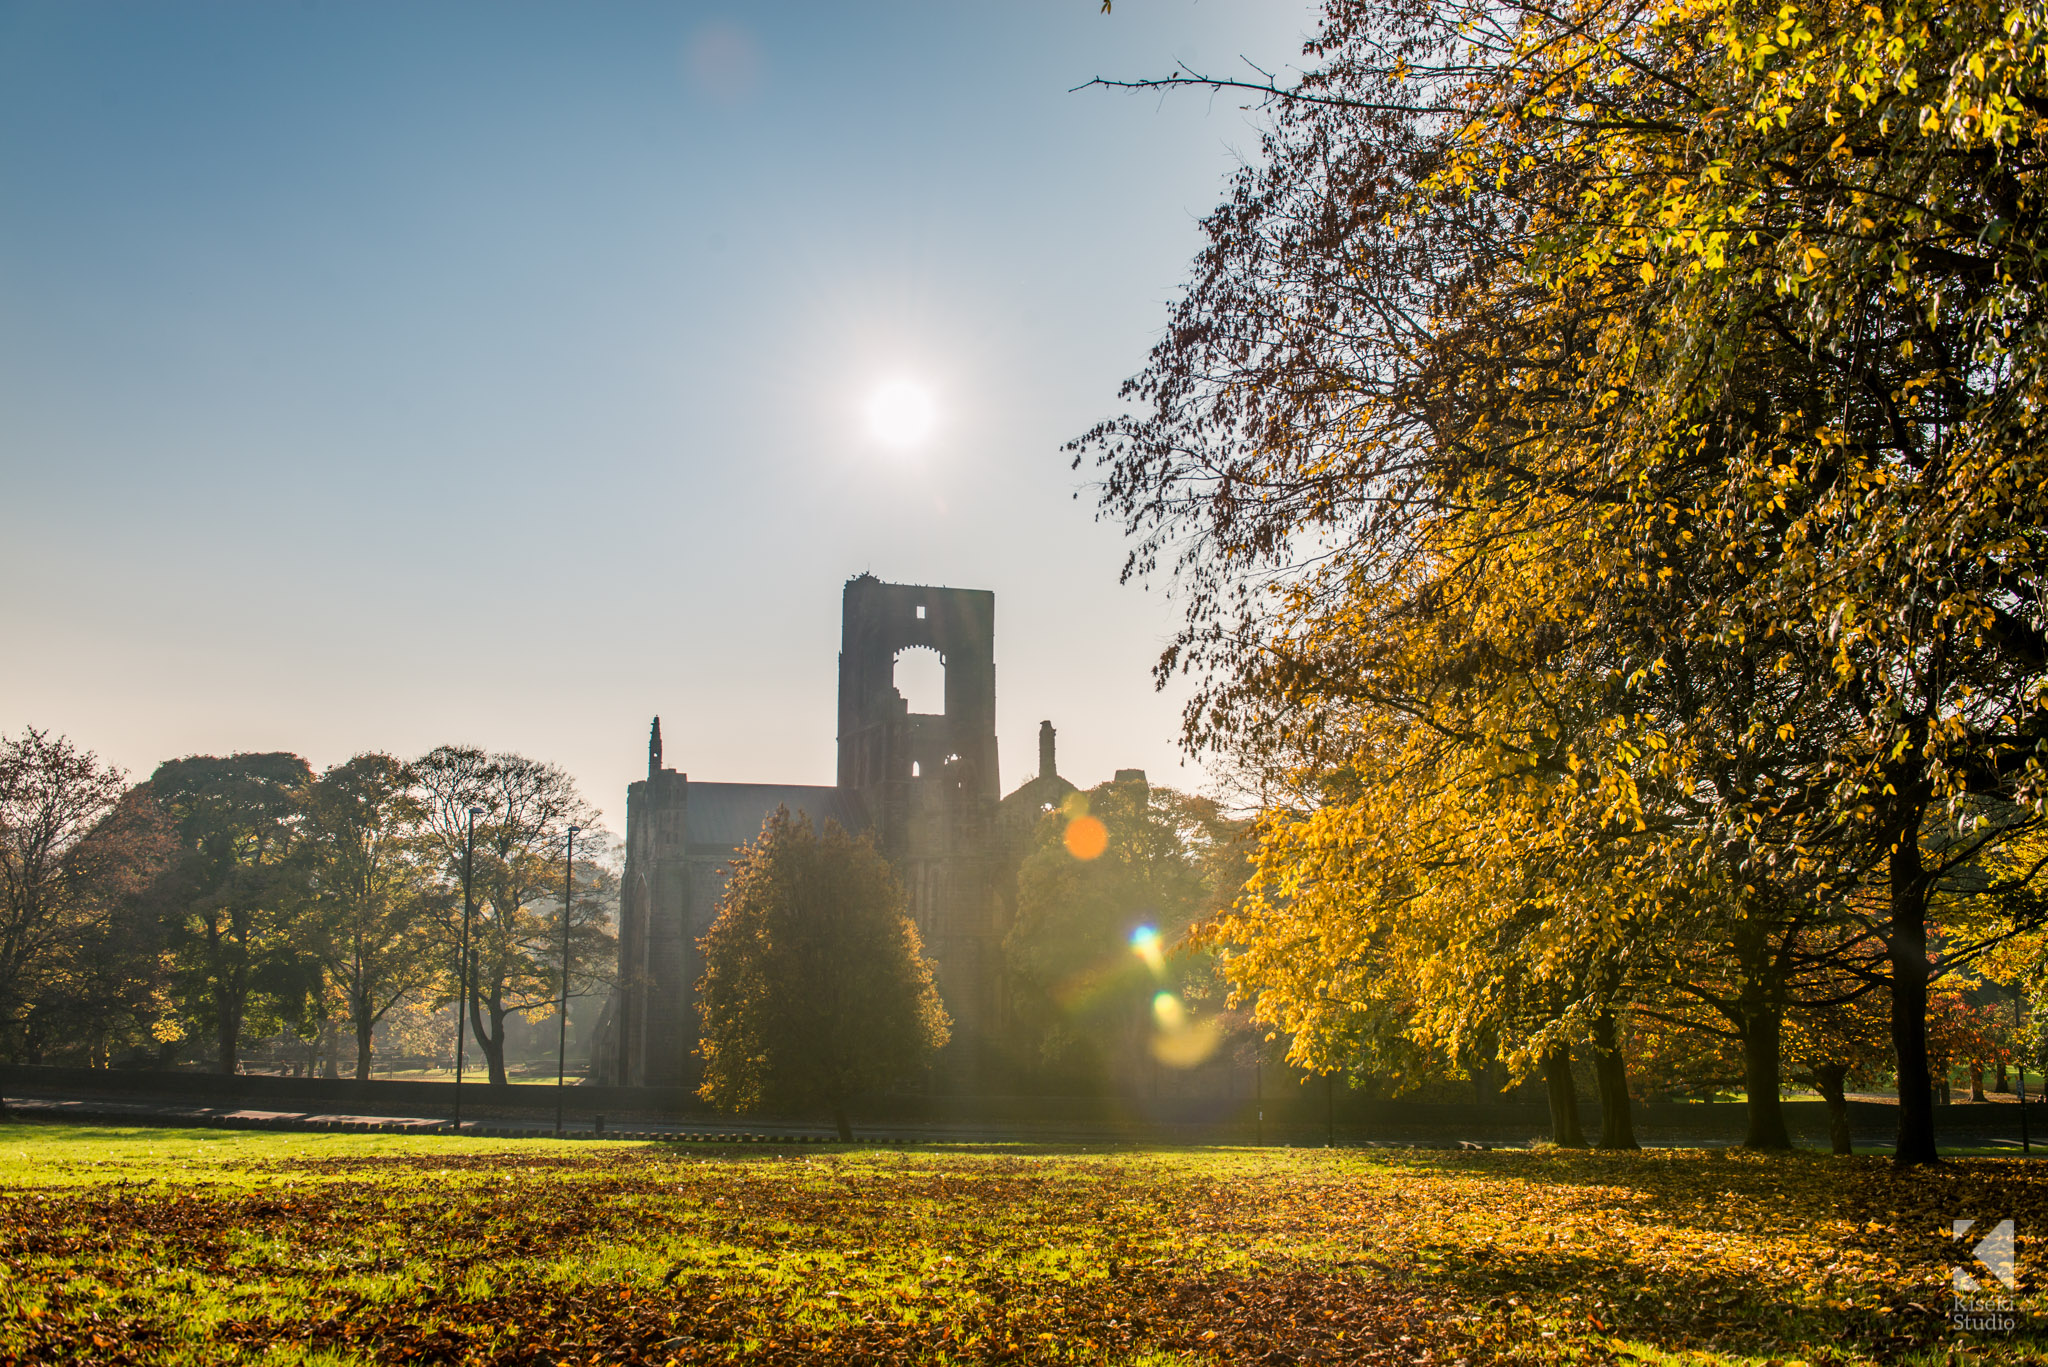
1063, 815, 1108, 861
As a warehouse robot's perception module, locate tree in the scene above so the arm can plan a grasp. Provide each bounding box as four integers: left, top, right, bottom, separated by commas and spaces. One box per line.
1549, 0, 2048, 1167
697, 809, 949, 1141
414, 745, 603, 1086
0, 730, 167, 1073
1080, 1, 1763, 1146
17, 783, 181, 1069
295, 754, 444, 1080
1078, 0, 2048, 1165
1787, 1004, 1888, 1155
146, 752, 317, 1074
1006, 779, 1242, 1088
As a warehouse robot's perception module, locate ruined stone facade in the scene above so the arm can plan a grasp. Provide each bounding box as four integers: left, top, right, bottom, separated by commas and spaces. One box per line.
593, 574, 1070, 1090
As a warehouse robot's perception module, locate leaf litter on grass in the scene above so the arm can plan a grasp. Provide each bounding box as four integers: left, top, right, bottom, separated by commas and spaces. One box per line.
0, 1132, 2041, 1365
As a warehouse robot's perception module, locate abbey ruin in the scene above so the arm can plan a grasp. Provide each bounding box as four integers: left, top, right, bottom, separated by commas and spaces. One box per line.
593, 574, 1083, 1089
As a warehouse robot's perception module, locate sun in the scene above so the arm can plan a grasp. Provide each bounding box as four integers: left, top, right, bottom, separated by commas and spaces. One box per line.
865, 379, 937, 450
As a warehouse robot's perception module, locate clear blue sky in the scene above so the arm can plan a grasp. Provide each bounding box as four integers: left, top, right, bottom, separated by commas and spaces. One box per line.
0, 1, 1317, 829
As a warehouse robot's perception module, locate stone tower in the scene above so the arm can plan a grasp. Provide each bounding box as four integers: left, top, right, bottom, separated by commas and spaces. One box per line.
605, 718, 694, 1088
836, 574, 1006, 1076
595, 575, 1012, 1088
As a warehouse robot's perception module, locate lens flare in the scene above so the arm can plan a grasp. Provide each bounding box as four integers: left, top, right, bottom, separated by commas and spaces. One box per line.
1129, 924, 1165, 975
1063, 814, 1108, 860
1149, 989, 1223, 1068
1151, 1013, 1224, 1068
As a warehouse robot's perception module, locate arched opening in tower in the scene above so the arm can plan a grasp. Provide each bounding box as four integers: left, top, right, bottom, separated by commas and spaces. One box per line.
892, 645, 946, 716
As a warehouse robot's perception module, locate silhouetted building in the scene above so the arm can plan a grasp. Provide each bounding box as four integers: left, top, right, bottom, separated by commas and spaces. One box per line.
592, 574, 1076, 1090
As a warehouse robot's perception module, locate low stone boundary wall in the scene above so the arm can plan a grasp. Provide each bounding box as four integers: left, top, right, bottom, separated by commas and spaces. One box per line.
4, 1064, 2042, 1144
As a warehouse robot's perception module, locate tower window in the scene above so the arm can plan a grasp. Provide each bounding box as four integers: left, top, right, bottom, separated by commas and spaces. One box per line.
915, 604, 926, 619
892, 645, 945, 714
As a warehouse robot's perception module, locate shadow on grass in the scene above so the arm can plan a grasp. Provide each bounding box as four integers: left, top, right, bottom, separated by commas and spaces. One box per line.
1382, 1145, 2048, 1234
1349, 1147, 2047, 1360
1376, 1224, 2035, 1360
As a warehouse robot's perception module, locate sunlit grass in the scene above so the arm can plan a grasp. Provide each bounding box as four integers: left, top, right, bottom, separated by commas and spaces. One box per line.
0, 1123, 2041, 1364
0, 1125, 551, 1187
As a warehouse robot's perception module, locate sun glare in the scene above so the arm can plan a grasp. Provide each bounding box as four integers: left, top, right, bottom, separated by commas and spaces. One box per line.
865, 379, 937, 450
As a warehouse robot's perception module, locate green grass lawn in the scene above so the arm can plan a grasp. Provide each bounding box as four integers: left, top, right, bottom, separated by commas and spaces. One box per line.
0, 1124, 2040, 1365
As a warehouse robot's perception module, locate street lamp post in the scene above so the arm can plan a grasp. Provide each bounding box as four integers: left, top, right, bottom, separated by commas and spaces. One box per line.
453, 805, 481, 1133
556, 824, 579, 1137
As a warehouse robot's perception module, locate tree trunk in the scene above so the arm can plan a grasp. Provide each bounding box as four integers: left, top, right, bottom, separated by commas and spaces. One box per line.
211, 925, 242, 1074
1812, 1062, 1853, 1155
481, 1017, 508, 1086
1469, 1040, 1504, 1103
1889, 829, 1940, 1166
216, 998, 240, 1075
355, 1014, 375, 1082
1543, 1044, 1586, 1147
1970, 1062, 1985, 1102
1739, 1003, 1792, 1150
1995, 1059, 2010, 1093
831, 1100, 852, 1144
469, 987, 509, 1086
1591, 1010, 1638, 1150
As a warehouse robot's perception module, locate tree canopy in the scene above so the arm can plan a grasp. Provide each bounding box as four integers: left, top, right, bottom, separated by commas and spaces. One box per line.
697, 809, 950, 1141
1080, 0, 2048, 1162
1, 730, 615, 1080
0, 729, 172, 1075
1006, 778, 1247, 1088
415, 744, 610, 1087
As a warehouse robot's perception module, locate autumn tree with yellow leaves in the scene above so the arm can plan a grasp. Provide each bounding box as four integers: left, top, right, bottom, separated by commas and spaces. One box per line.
1081, 0, 2048, 1163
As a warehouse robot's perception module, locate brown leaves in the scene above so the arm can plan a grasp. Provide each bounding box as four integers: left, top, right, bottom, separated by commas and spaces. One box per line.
0, 1142, 2042, 1365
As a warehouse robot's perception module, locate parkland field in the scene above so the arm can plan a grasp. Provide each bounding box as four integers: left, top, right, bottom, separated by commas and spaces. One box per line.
0, 1126, 2040, 1365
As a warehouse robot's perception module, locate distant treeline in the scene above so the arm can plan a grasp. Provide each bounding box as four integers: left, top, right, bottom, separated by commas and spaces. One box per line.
0, 729, 614, 1083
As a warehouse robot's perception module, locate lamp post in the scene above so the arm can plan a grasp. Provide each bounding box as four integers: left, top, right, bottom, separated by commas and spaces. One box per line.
453, 804, 481, 1133
556, 824, 579, 1137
